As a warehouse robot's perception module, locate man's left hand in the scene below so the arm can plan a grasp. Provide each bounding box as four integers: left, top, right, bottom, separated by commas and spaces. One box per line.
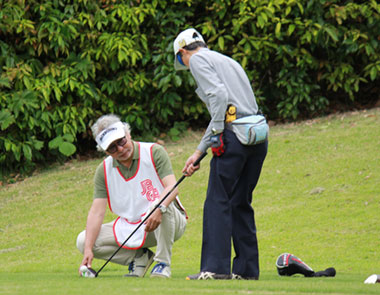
144, 209, 162, 232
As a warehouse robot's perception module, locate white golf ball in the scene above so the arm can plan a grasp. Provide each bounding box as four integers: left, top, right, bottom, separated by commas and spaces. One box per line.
80, 265, 96, 278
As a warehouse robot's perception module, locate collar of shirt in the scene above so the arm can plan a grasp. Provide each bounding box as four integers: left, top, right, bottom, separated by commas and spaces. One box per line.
111, 141, 139, 169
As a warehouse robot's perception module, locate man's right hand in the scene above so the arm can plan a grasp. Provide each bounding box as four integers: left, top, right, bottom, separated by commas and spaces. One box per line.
79, 250, 94, 276
182, 150, 203, 176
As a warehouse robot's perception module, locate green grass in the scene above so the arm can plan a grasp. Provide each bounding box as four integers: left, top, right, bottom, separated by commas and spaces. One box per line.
1, 108, 380, 294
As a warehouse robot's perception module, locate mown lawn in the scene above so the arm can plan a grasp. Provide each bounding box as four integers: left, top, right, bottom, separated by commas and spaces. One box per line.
1, 108, 379, 294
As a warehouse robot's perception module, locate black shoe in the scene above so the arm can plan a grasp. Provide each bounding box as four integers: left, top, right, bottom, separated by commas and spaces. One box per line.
232, 273, 259, 280
186, 272, 232, 280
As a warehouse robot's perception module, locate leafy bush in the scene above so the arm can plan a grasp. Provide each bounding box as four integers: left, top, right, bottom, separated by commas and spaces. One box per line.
0, 0, 379, 177
196, 0, 380, 119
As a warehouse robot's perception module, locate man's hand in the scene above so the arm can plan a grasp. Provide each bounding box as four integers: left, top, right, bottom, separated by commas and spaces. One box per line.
144, 209, 162, 232
210, 133, 225, 156
78, 198, 106, 276
79, 249, 94, 276
182, 150, 203, 176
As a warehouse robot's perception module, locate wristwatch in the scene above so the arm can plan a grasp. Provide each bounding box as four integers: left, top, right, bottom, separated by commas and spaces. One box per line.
158, 204, 167, 214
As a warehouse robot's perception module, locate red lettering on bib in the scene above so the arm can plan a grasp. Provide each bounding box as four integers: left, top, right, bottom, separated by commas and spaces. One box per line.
140, 179, 160, 201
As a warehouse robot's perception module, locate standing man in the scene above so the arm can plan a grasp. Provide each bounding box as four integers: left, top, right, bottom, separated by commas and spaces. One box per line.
173, 28, 268, 280
76, 114, 187, 278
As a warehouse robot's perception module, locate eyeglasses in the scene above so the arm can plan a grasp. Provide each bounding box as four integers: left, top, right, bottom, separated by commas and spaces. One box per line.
106, 137, 128, 154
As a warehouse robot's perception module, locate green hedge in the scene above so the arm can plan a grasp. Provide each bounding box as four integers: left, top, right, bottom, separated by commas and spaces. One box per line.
1, 0, 379, 176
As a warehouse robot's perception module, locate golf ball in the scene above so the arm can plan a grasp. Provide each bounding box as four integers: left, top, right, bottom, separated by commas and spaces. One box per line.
80, 265, 96, 278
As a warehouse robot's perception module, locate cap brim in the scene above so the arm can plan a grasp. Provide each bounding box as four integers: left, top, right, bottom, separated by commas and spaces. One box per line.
174, 57, 188, 71
96, 122, 126, 150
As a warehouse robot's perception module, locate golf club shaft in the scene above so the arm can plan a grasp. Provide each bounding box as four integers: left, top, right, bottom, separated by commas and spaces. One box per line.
95, 152, 207, 277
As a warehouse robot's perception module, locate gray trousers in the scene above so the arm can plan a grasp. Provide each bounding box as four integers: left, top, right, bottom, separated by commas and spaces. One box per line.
76, 203, 187, 266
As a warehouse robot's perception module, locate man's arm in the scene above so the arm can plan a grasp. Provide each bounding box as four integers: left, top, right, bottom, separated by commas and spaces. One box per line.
144, 173, 178, 232
79, 198, 107, 272
190, 53, 228, 153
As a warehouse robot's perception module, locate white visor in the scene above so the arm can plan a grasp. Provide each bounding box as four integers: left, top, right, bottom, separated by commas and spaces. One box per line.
95, 122, 125, 151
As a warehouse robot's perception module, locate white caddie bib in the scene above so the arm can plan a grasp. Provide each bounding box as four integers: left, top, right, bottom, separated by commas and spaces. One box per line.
104, 142, 164, 249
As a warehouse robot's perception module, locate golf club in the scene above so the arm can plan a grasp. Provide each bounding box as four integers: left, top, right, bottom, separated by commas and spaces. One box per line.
93, 152, 208, 277
80, 265, 97, 278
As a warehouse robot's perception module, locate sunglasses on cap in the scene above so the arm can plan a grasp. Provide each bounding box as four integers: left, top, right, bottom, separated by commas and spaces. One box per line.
106, 137, 127, 154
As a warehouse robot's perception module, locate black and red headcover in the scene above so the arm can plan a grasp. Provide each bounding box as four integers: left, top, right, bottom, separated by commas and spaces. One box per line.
276, 253, 336, 277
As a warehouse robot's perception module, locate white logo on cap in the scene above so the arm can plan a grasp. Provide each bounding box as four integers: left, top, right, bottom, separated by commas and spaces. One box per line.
99, 127, 117, 142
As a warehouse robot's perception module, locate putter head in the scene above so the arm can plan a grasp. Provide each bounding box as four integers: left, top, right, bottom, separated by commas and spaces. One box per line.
80, 265, 97, 278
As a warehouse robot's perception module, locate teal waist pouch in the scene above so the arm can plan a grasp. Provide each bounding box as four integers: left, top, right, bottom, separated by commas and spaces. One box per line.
230, 115, 269, 145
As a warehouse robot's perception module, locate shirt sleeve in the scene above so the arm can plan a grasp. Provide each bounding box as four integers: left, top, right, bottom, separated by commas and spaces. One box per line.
152, 144, 174, 180
93, 161, 108, 199
190, 52, 228, 152
190, 53, 228, 129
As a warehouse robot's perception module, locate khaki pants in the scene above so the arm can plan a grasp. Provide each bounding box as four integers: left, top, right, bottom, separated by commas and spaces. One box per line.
76, 203, 187, 266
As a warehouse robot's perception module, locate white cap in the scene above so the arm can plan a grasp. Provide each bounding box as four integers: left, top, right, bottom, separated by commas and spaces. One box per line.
95, 121, 125, 151
173, 28, 205, 70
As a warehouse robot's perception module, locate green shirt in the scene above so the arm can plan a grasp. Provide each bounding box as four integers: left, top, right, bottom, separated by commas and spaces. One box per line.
93, 141, 173, 199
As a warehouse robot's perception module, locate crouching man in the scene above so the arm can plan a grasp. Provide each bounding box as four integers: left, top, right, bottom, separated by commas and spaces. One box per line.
76, 114, 187, 278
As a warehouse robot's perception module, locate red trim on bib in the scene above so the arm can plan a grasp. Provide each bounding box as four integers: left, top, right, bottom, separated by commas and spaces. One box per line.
112, 217, 147, 250
150, 143, 165, 187
116, 142, 141, 182
104, 160, 113, 213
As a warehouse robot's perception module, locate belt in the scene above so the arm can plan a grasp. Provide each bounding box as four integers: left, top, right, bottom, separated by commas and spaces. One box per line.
225, 113, 261, 130
236, 112, 254, 119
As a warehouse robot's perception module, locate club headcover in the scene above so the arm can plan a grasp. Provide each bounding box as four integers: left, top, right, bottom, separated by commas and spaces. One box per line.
276, 253, 315, 277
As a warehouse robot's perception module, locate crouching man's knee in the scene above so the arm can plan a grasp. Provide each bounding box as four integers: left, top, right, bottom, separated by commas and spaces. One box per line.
76, 230, 86, 254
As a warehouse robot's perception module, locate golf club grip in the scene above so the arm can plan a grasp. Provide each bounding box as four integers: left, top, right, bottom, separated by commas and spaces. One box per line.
95, 152, 207, 277
193, 152, 207, 166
